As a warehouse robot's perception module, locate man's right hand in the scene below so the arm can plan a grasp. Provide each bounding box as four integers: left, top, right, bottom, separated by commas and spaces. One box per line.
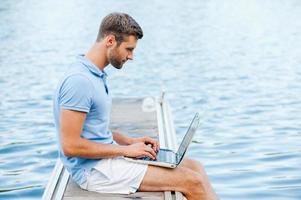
123, 142, 157, 160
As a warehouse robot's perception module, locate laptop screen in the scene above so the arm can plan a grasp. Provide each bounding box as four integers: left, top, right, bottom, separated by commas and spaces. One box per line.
176, 113, 200, 160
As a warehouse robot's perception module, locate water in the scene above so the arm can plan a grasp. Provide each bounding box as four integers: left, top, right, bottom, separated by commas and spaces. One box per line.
1, 0, 301, 199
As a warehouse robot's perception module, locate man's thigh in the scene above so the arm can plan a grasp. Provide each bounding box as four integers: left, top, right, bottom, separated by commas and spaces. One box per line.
138, 162, 195, 193
138, 159, 218, 200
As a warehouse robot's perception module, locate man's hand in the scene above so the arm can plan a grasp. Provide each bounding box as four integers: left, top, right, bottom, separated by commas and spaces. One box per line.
123, 142, 157, 160
132, 136, 160, 153
112, 132, 160, 159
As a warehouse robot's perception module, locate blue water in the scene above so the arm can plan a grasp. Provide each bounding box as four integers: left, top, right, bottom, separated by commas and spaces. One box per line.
1, 0, 301, 199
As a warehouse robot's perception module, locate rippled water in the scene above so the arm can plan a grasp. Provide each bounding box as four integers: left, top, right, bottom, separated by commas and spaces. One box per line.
1, 0, 301, 199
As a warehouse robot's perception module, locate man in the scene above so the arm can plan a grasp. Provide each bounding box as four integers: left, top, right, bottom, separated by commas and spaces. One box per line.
53, 12, 218, 200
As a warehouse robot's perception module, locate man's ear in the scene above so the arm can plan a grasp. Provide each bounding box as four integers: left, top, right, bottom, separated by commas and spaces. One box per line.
106, 35, 116, 47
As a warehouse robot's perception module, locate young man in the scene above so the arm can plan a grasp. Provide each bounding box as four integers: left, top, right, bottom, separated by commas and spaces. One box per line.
53, 12, 218, 200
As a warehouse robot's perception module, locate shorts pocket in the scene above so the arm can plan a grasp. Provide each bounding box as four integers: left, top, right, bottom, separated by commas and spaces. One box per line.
86, 167, 111, 190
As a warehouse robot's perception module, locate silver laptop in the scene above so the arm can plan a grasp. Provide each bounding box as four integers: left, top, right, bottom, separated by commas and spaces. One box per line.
125, 113, 200, 168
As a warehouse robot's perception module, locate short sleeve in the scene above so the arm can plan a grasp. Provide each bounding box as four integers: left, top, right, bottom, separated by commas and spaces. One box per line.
59, 74, 94, 113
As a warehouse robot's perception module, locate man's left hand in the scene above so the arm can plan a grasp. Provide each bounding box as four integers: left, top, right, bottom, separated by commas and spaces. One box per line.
132, 136, 160, 153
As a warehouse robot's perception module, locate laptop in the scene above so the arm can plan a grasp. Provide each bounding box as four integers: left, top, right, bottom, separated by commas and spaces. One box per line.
124, 113, 200, 168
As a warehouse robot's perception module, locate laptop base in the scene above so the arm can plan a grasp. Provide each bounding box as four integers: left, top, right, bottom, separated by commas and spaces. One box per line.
124, 157, 177, 168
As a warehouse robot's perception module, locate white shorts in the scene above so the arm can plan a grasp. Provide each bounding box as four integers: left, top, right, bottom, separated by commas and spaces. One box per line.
80, 156, 148, 194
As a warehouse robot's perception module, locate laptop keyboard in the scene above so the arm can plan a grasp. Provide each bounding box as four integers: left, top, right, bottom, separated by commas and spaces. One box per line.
141, 149, 176, 163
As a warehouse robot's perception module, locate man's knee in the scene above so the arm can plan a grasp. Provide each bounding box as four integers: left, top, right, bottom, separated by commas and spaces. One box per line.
182, 169, 206, 196
184, 158, 202, 166
182, 158, 206, 173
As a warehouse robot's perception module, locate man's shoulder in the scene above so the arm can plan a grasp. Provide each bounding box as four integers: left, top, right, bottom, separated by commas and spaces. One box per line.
54, 58, 96, 100
60, 73, 93, 91
59, 61, 92, 85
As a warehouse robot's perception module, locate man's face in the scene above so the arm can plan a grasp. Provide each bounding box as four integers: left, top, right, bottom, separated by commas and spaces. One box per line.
108, 35, 137, 69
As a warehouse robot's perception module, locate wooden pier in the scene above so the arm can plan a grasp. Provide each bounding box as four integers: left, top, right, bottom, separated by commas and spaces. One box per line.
43, 96, 185, 200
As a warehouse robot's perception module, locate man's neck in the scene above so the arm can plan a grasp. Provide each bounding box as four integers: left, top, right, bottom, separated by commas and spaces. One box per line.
85, 42, 108, 71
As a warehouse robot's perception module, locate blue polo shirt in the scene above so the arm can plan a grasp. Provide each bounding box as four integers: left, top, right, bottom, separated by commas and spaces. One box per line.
53, 55, 113, 185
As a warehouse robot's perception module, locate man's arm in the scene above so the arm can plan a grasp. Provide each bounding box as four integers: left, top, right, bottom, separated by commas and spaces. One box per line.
60, 109, 157, 159
112, 131, 134, 145
113, 131, 160, 152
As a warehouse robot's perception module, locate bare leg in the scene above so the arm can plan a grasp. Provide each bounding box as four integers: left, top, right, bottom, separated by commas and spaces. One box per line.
180, 159, 219, 199
138, 158, 218, 200
181, 158, 204, 173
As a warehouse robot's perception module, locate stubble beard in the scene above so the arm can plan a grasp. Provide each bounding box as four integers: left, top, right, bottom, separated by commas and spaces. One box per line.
109, 48, 124, 70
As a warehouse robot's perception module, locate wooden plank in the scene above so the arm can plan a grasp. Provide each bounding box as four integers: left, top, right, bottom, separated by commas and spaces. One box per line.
64, 178, 163, 199
111, 98, 157, 124
109, 127, 158, 139
110, 98, 158, 139
64, 197, 162, 200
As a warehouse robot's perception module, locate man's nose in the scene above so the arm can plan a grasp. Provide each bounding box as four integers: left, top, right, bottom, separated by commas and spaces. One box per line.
127, 52, 133, 60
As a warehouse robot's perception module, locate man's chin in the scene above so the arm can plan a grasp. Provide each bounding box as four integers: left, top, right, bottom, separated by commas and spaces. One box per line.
112, 64, 123, 69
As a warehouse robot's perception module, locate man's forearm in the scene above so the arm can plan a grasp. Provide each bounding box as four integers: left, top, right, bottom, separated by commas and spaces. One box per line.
62, 137, 126, 159
112, 131, 133, 145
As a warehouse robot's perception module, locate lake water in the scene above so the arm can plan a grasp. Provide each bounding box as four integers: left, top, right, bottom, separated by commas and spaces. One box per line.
1, 0, 301, 199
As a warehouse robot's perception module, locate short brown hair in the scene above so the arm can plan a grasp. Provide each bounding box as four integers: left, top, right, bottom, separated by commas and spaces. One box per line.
96, 12, 143, 44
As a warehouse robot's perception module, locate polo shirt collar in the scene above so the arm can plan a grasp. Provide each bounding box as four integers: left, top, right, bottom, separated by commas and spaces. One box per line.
77, 54, 107, 78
